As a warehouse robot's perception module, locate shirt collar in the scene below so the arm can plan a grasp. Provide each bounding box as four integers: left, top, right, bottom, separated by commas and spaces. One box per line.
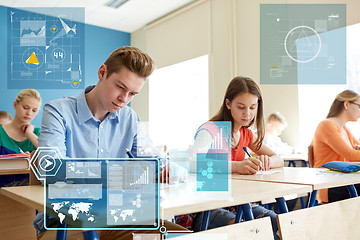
77, 85, 120, 124
77, 85, 96, 124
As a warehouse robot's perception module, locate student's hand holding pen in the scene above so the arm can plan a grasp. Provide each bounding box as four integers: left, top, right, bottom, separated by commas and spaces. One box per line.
241, 147, 263, 174
234, 158, 263, 175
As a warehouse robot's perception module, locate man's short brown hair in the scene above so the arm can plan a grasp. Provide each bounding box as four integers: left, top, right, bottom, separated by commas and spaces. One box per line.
104, 46, 155, 78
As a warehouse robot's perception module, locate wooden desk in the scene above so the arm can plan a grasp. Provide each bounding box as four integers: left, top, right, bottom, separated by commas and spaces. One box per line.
0, 185, 43, 210
0, 185, 42, 240
0, 169, 29, 175
232, 167, 360, 206
1, 177, 312, 233
161, 178, 312, 219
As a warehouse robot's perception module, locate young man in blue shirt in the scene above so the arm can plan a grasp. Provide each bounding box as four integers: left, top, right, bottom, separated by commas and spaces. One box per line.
36, 46, 187, 239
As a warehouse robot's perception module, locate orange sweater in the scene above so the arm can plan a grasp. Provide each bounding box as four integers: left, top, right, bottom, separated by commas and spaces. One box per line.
313, 119, 360, 202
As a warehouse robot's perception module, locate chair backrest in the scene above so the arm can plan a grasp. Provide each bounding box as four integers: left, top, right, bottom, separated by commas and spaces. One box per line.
308, 144, 314, 168
171, 217, 274, 240
277, 197, 360, 240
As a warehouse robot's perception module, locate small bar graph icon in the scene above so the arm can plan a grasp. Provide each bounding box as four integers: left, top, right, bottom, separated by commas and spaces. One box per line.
130, 167, 149, 185
210, 128, 223, 150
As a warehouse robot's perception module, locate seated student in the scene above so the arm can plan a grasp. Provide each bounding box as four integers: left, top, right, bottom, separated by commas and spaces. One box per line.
177, 76, 283, 240
0, 89, 41, 186
263, 112, 295, 155
313, 90, 360, 203
35, 46, 187, 240
0, 111, 13, 125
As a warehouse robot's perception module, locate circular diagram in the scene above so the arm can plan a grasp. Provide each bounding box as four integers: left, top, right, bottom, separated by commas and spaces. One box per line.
284, 25, 321, 63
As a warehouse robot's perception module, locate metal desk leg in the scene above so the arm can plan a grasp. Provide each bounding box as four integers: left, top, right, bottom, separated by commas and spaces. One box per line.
307, 190, 318, 207
300, 197, 306, 209
56, 222, 68, 240
83, 230, 99, 240
288, 160, 296, 167
235, 205, 243, 223
241, 203, 254, 221
301, 160, 309, 167
346, 185, 358, 198
200, 210, 211, 230
275, 197, 288, 213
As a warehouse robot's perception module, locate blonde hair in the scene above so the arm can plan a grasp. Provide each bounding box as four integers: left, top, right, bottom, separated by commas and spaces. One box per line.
104, 46, 155, 78
327, 90, 359, 118
15, 89, 41, 104
267, 112, 288, 128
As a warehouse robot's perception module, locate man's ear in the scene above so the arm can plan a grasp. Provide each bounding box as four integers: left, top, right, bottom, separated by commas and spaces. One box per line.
98, 64, 107, 81
13, 101, 17, 109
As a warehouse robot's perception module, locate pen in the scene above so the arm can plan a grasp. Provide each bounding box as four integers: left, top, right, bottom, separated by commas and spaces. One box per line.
18, 147, 25, 154
125, 148, 135, 158
242, 147, 263, 174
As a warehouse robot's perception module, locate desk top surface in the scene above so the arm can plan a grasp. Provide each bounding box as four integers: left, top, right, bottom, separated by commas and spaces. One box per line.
1, 177, 312, 220
0, 185, 43, 210
160, 176, 311, 218
232, 167, 360, 190
280, 154, 308, 161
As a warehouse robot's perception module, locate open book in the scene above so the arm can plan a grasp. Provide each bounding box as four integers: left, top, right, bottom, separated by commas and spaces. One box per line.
0, 153, 30, 171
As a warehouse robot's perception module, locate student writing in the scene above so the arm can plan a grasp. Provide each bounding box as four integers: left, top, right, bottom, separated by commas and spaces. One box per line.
177, 76, 283, 240
0, 89, 41, 187
35, 46, 187, 240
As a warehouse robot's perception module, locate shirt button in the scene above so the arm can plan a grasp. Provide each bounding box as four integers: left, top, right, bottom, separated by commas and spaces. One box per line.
100, 125, 103, 129
100, 149, 104, 153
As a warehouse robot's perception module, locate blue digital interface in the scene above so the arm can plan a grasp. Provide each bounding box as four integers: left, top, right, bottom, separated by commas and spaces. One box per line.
8, 7, 85, 89
194, 121, 231, 193
260, 4, 346, 84
44, 158, 159, 230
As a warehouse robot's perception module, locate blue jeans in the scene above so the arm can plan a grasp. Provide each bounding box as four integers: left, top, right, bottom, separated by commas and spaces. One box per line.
193, 206, 279, 240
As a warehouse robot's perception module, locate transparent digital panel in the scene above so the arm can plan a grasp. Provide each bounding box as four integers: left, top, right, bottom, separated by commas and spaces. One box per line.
260, 4, 346, 84
8, 7, 85, 89
44, 158, 159, 230
193, 121, 231, 193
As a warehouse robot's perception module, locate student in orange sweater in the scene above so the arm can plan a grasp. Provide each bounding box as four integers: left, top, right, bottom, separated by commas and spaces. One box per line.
313, 90, 360, 203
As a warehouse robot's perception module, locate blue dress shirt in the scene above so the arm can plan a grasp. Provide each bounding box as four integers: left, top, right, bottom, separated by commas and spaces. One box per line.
39, 85, 154, 159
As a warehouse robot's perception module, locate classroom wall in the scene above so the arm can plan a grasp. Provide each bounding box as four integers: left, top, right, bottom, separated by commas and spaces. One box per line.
0, 5, 130, 128
131, 0, 360, 149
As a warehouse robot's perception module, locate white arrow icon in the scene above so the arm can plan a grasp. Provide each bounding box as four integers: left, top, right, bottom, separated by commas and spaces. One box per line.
44, 158, 53, 168
39, 155, 56, 172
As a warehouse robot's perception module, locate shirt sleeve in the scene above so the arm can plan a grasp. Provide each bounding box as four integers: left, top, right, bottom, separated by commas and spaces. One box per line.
38, 102, 67, 158
316, 121, 360, 161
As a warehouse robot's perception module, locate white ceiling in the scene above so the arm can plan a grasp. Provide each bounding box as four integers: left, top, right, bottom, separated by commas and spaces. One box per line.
0, 0, 196, 32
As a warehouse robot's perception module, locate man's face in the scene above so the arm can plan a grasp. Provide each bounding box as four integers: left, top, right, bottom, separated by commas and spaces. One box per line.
98, 64, 145, 113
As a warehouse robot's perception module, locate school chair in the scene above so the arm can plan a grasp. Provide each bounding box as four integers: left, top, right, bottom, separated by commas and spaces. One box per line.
307, 144, 314, 168
171, 217, 274, 240
277, 196, 360, 240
